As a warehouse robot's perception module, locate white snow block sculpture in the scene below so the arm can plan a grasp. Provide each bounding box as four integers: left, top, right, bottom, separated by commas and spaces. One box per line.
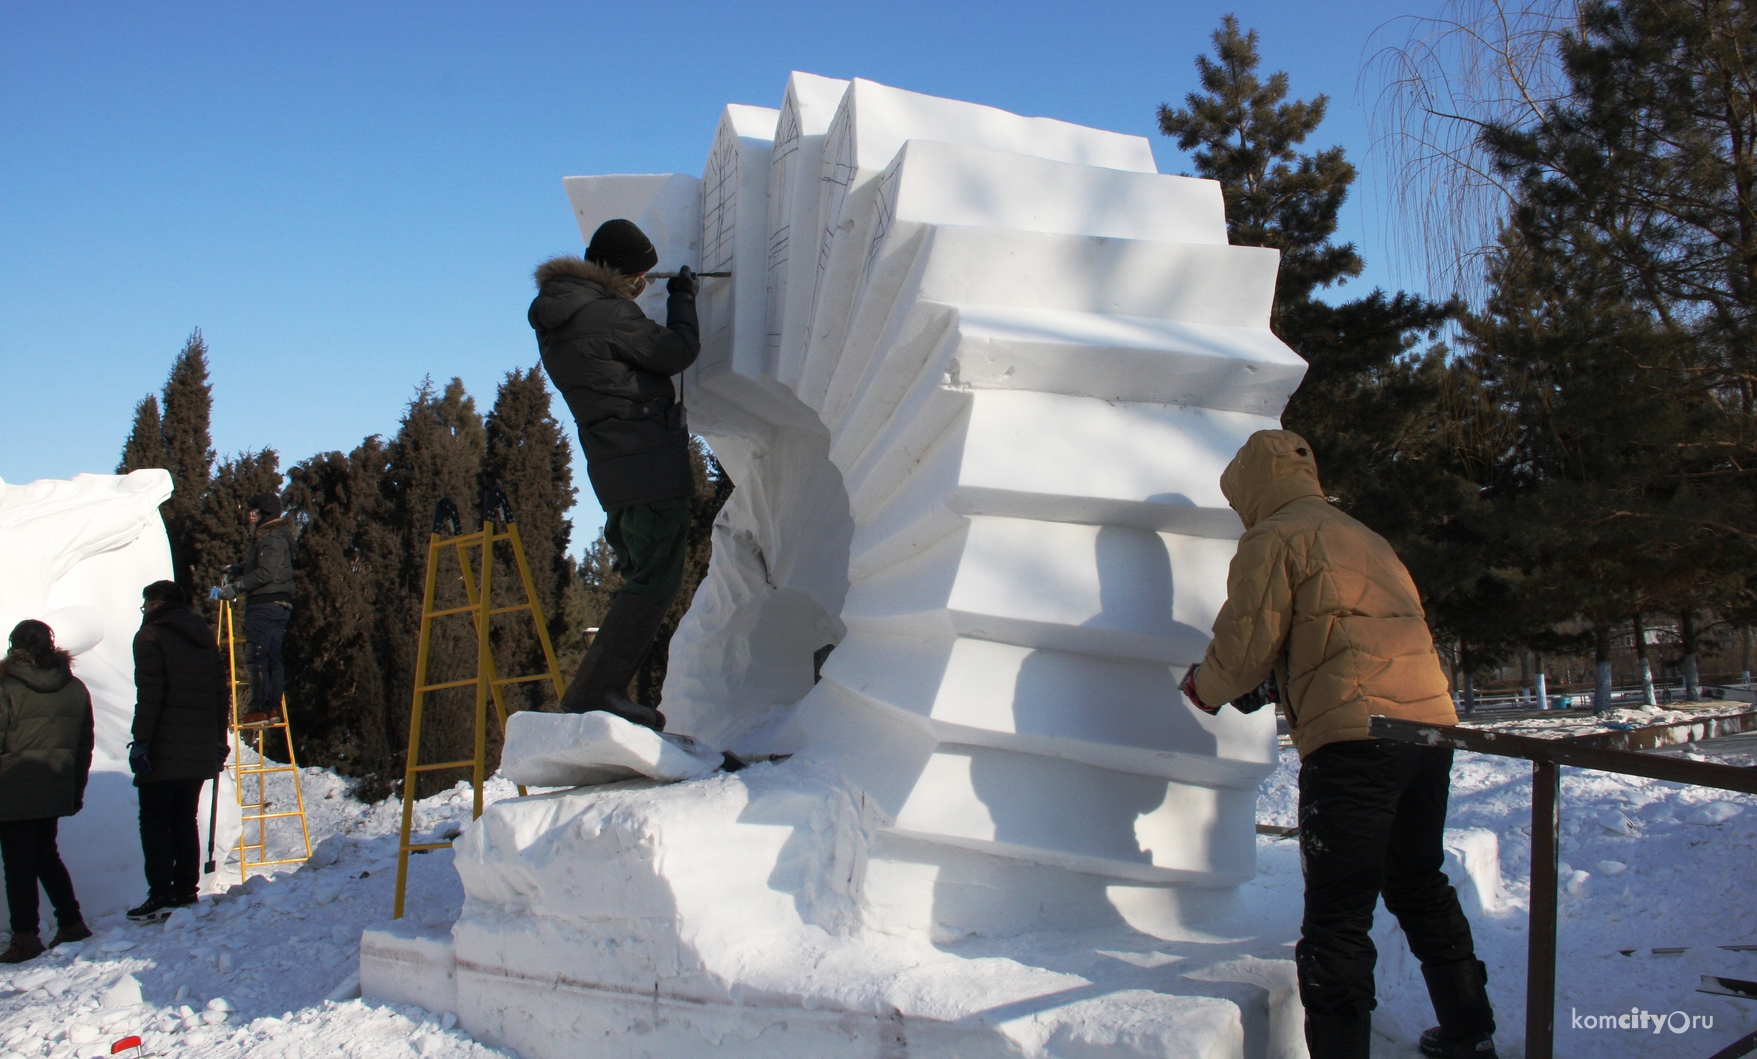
391, 73, 1313, 1059
500, 711, 722, 787
0, 471, 242, 922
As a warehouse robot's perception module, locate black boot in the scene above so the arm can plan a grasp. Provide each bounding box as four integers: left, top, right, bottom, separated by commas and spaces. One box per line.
560, 593, 668, 730
1304, 1007, 1371, 1059
0, 934, 43, 964
1419, 959, 1498, 1057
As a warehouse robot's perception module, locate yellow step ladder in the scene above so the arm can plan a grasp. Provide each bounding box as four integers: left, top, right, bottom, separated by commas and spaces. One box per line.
218, 600, 314, 882
392, 494, 564, 919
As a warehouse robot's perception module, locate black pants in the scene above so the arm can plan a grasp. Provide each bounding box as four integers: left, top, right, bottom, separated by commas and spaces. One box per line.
1297, 740, 1478, 1023
0, 818, 80, 935
245, 601, 291, 712
138, 779, 207, 899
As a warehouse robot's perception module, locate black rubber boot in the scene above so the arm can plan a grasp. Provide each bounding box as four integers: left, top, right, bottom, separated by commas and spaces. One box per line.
560, 593, 668, 730
1419, 959, 1498, 1057
1304, 1007, 1371, 1059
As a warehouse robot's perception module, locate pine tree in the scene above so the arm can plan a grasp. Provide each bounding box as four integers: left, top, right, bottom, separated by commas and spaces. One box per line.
1160, 18, 1505, 682
117, 395, 169, 475
382, 378, 490, 797
481, 368, 576, 712
187, 449, 283, 602
159, 331, 216, 588
283, 441, 401, 797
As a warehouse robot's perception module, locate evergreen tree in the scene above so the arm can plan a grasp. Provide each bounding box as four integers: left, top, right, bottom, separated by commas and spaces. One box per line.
117, 395, 169, 475
1160, 17, 1497, 681
283, 441, 401, 797
187, 449, 282, 603
159, 331, 217, 588
382, 378, 490, 797
481, 368, 575, 712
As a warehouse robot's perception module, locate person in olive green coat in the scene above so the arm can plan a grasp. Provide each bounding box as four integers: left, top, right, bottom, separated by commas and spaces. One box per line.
0, 620, 94, 963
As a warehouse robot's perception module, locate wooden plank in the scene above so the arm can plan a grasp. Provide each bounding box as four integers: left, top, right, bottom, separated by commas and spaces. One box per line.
1368, 717, 1757, 794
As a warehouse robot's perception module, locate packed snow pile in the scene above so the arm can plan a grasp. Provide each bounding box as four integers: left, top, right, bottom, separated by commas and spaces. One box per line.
0, 768, 525, 1059
0, 756, 1746, 1057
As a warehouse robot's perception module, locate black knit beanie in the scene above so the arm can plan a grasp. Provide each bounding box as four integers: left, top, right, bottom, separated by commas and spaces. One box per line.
585, 219, 659, 275
250, 492, 283, 519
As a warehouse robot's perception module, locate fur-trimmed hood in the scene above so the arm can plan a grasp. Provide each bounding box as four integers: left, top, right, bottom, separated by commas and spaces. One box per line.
533, 256, 646, 301
254, 514, 290, 538
0, 647, 73, 693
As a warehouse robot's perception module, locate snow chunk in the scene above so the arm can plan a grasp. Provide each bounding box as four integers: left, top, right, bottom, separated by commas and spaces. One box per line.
499, 711, 723, 787
1686, 802, 1744, 825
98, 974, 141, 1010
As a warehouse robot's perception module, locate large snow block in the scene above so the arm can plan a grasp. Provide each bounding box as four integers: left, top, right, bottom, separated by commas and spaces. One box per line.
499, 711, 723, 787
360, 921, 457, 1016
0, 470, 243, 922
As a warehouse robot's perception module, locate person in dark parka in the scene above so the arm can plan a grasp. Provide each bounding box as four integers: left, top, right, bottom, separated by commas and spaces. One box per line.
529, 218, 700, 730
213, 492, 295, 724
128, 580, 229, 922
0, 620, 94, 962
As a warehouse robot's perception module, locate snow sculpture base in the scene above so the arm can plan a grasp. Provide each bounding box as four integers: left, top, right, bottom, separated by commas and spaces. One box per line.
500, 712, 722, 787
364, 760, 1304, 1059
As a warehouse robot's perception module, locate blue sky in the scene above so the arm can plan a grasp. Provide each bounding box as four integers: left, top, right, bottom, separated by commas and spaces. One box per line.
1, 1, 1443, 549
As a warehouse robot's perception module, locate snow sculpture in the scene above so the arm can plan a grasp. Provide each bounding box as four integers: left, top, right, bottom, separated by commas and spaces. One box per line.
366, 74, 1311, 1057
0, 471, 240, 920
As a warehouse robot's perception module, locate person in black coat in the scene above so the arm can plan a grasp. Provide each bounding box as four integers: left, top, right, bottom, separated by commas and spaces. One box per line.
529, 219, 700, 731
0, 620, 94, 962
127, 580, 229, 922
213, 492, 295, 724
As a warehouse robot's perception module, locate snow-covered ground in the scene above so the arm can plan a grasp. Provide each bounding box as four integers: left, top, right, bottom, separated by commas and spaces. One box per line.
2, 719, 1754, 1058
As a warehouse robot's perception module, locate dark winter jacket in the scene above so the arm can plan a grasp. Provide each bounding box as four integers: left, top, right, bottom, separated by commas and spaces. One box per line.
0, 649, 94, 821
131, 602, 229, 786
529, 257, 700, 511
232, 516, 297, 604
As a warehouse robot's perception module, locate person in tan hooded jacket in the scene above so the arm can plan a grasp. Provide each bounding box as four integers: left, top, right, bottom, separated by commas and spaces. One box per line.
1181, 430, 1497, 1059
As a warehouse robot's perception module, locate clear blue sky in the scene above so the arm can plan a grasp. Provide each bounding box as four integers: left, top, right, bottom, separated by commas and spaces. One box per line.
1, 1, 1442, 550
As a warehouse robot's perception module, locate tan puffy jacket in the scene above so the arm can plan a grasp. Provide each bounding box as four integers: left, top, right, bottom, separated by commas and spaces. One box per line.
1193, 430, 1456, 758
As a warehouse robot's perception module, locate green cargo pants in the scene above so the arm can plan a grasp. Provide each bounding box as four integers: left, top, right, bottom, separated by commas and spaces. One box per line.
605, 498, 692, 610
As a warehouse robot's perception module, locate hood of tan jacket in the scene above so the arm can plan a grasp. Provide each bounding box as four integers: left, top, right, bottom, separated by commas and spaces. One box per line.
1196, 429, 1456, 757
1220, 429, 1325, 529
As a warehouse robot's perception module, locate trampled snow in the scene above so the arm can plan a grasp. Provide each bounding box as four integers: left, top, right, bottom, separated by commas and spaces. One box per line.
1, 746, 1752, 1057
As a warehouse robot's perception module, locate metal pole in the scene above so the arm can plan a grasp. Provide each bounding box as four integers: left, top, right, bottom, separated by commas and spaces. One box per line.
1526, 759, 1560, 1059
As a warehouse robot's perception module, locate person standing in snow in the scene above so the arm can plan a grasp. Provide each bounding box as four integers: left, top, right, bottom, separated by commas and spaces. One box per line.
212, 492, 296, 725
0, 620, 94, 962
128, 580, 230, 923
528, 219, 700, 731
1179, 430, 1497, 1059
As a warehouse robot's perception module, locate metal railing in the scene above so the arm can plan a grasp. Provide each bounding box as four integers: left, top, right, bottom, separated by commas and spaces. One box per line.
1370, 709, 1757, 1059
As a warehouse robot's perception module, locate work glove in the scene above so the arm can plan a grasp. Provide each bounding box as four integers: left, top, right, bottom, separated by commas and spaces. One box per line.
223, 564, 244, 578
1230, 674, 1279, 715
218, 743, 231, 767
211, 585, 238, 601
1180, 664, 1220, 715
128, 742, 152, 776
666, 265, 698, 297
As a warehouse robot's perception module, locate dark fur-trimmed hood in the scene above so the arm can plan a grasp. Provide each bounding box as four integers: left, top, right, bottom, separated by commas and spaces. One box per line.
533, 256, 646, 300
0, 648, 74, 693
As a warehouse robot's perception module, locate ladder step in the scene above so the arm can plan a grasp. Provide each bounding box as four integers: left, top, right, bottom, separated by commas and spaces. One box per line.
400, 841, 455, 853
428, 604, 477, 618
416, 678, 481, 693
495, 674, 553, 686
411, 760, 476, 772
241, 811, 306, 822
